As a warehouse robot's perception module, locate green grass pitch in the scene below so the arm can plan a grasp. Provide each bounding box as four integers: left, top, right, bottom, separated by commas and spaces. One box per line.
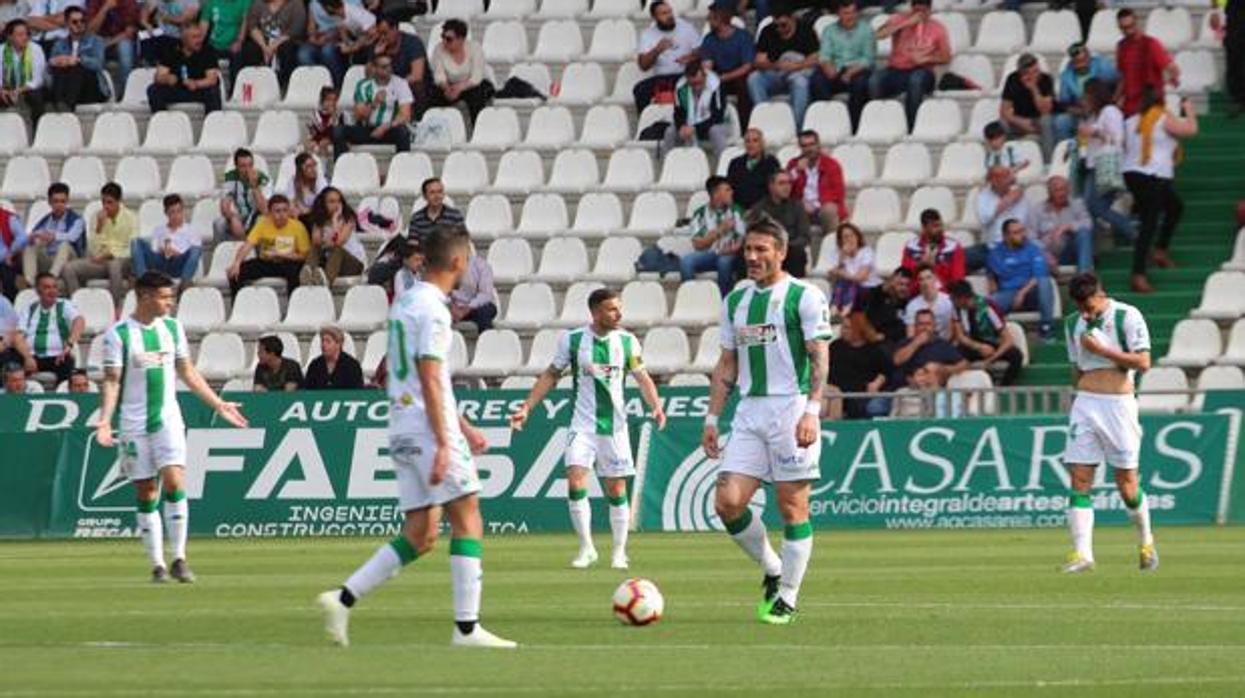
3, 527, 1245, 697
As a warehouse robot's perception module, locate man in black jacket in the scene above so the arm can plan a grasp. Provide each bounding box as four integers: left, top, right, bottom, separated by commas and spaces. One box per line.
726, 127, 780, 210
661, 60, 729, 159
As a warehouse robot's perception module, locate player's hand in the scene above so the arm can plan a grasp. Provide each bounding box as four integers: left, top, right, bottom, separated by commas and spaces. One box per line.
652, 407, 667, 431
215, 401, 249, 428
96, 423, 114, 448
430, 445, 450, 485
701, 424, 720, 459
1080, 332, 1107, 357
462, 423, 489, 455
795, 413, 819, 448
508, 404, 530, 431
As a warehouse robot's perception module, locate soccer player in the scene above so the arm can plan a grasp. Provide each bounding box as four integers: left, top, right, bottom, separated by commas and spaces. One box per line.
95, 271, 249, 583
702, 217, 833, 625
1061, 272, 1157, 573
317, 225, 515, 649
509, 288, 667, 570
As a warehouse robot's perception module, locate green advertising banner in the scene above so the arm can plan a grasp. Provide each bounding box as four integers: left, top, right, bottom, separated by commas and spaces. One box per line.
1198, 390, 1244, 524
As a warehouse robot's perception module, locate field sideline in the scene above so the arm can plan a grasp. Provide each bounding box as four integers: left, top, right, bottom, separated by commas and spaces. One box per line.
3, 527, 1244, 697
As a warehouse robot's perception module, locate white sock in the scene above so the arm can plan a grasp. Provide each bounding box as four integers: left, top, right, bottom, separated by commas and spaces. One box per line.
450, 539, 483, 623
136, 506, 166, 569
1067, 492, 1095, 560
344, 537, 417, 600
778, 522, 813, 608
162, 492, 188, 561
1126, 490, 1154, 546
724, 509, 781, 577
608, 495, 630, 558
568, 490, 594, 553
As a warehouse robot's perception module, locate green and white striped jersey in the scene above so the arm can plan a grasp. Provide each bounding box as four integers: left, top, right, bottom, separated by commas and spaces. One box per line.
552, 327, 644, 435
1065, 299, 1150, 380
102, 316, 190, 435
353, 76, 414, 128
20, 299, 80, 358
721, 277, 834, 397
386, 281, 460, 438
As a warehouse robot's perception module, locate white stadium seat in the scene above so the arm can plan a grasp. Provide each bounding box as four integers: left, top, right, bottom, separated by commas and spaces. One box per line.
507, 62, 553, 97
966, 97, 1003, 138
974, 11, 1027, 55
947, 369, 996, 416
571, 192, 624, 237
250, 110, 302, 154
749, 102, 797, 145
431, 0, 482, 16
523, 105, 576, 150
1087, 9, 1122, 53
196, 332, 248, 381
1191, 271, 1245, 320
119, 67, 154, 110
588, 0, 638, 17
112, 156, 163, 201
1175, 50, 1217, 93
196, 110, 249, 154
165, 155, 217, 197
492, 149, 546, 195
878, 142, 933, 187
284, 65, 333, 108
482, 20, 529, 62
909, 99, 962, 143
70, 289, 114, 334
501, 375, 538, 389
141, 111, 194, 154
547, 148, 600, 193
516, 193, 569, 238
855, 100, 908, 143
1160, 319, 1223, 368
500, 282, 557, 330
831, 143, 876, 185
852, 187, 903, 232
658, 147, 711, 192
533, 20, 584, 61
202, 242, 242, 289
468, 107, 522, 150
338, 285, 390, 333
587, 18, 637, 61
579, 105, 630, 149
224, 287, 282, 335
361, 330, 388, 379
668, 281, 721, 327
464, 194, 514, 241
945, 55, 994, 95
643, 326, 692, 374
382, 152, 436, 196
487, 238, 535, 284
176, 287, 226, 336
936, 141, 987, 186
0, 112, 27, 155
626, 191, 679, 238
1029, 10, 1081, 53
875, 231, 916, 273
607, 61, 648, 105
535, 0, 587, 17
420, 108, 468, 149
589, 236, 642, 283
58, 157, 107, 199
601, 148, 655, 193
1225, 228, 1245, 271
331, 153, 381, 196
535, 238, 590, 283
692, 326, 720, 372
440, 151, 490, 195
802, 100, 852, 144
620, 281, 667, 327
230, 66, 281, 108
85, 112, 140, 155
460, 329, 523, 378
1138, 367, 1190, 414
556, 281, 604, 328
1147, 7, 1194, 50
904, 187, 958, 229
939, 11, 972, 54
32, 113, 83, 156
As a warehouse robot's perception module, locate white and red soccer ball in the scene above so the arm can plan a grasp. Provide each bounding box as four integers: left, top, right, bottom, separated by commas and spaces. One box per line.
612, 578, 664, 626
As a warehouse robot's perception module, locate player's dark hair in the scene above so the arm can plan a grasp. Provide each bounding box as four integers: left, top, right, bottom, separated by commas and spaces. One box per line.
232, 147, 253, 165
100, 182, 122, 201
1069, 272, 1102, 303
744, 213, 788, 249
135, 271, 176, 293
267, 193, 291, 208
649, 0, 668, 17
421, 177, 442, 196
442, 18, 468, 39
948, 279, 974, 298
588, 288, 619, 311
705, 175, 730, 195
163, 193, 183, 211
423, 223, 471, 271
258, 335, 284, 357
983, 120, 1006, 141
47, 182, 70, 199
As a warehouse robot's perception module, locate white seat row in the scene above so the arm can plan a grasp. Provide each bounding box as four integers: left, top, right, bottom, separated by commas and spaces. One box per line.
494, 278, 720, 330
1139, 364, 1245, 413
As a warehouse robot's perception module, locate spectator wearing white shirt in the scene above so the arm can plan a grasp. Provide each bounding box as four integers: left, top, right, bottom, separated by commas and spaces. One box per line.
2, 361, 40, 393
303, 186, 365, 287
429, 19, 493, 124
902, 264, 955, 340
298, 0, 374, 88
0, 293, 30, 369
283, 153, 328, 220
334, 52, 413, 157
970, 165, 1030, 272
449, 242, 499, 332
1, 19, 48, 123
130, 194, 202, 288
23, 182, 85, 286
633, 0, 700, 112
825, 222, 881, 318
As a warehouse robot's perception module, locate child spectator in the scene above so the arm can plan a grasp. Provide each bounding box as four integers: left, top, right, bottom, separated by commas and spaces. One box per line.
825, 222, 881, 318
305, 86, 339, 163
983, 121, 1029, 177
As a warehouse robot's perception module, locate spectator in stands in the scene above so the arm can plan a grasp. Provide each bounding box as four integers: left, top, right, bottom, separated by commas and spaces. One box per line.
389, 234, 422, 296
48, 7, 109, 109
1079, 78, 1136, 241
304, 186, 364, 286
237, 0, 304, 87
299, 0, 374, 88
903, 263, 954, 339
0, 202, 25, 301
450, 241, 499, 332
407, 177, 463, 242
1000, 53, 1073, 162
986, 218, 1055, 340
22, 183, 84, 287
1215, 4, 1244, 115
1058, 42, 1118, 116
15, 272, 84, 383
825, 312, 891, 420
900, 208, 965, 292
749, 170, 811, 277
982, 120, 1030, 177
811, 0, 874, 131
305, 85, 339, 161
890, 307, 967, 389
2, 361, 37, 393
1030, 175, 1093, 273
334, 53, 413, 157
197, 0, 249, 68
0, 292, 26, 367
1116, 8, 1180, 117
870, 0, 950, 130
139, 0, 199, 64
1123, 90, 1198, 293
862, 267, 912, 348
825, 222, 881, 318
683, 175, 746, 296
633, 0, 700, 113
216, 148, 271, 243
253, 334, 302, 391
747, 3, 818, 130
726, 128, 780, 210
86, 0, 140, 93
786, 130, 847, 243
146, 23, 222, 113
227, 193, 311, 295
663, 60, 729, 160
698, 1, 753, 128
304, 324, 363, 390
25, 0, 71, 53
0, 20, 48, 123
130, 194, 202, 289
429, 18, 493, 124
948, 279, 1023, 386
366, 13, 427, 105
971, 165, 1030, 271
283, 152, 328, 220
67, 367, 91, 392
63, 182, 135, 303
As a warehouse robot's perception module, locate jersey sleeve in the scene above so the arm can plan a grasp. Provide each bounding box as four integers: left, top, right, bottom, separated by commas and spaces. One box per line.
101, 325, 125, 370
414, 306, 452, 361
1064, 316, 1080, 364
720, 296, 737, 351
173, 320, 190, 361
550, 331, 573, 372
1124, 306, 1151, 352
624, 332, 645, 373
799, 285, 834, 342
61, 300, 80, 324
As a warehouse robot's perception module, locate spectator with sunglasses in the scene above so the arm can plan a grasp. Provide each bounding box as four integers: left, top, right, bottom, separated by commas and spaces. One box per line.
429, 19, 492, 123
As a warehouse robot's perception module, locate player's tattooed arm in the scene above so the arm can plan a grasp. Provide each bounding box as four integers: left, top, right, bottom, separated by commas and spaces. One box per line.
804, 339, 829, 406
707, 350, 738, 418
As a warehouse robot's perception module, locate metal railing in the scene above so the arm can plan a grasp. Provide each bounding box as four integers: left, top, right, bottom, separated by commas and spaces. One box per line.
829, 387, 1232, 419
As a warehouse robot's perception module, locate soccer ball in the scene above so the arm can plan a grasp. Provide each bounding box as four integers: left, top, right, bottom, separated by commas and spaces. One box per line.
612, 578, 664, 626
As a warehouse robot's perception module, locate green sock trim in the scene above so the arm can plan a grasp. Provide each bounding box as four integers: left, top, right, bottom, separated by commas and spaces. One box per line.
607, 493, 628, 506
163, 489, 186, 503
387, 536, 418, 565
723, 508, 753, 535
1069, 492, 1092, 509
784, 522, 813, 540
568, 488, 589, 501
1123, 489, 1145, 510
136, 498, 159, 514
450, 538, 482, 558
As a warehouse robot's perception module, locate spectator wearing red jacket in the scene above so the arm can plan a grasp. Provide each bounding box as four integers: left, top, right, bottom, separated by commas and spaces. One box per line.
786, 130, 847, 255
1115, 8, 1180, 116
900, 208, 965, 293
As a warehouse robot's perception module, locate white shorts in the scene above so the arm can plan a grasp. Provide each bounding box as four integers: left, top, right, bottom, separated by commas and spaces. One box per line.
1064, 392, 1142, 469
119, 425, 188, 482
565, 430, 635, 478
720, 396, 822, 483
390, 432, 482, 511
